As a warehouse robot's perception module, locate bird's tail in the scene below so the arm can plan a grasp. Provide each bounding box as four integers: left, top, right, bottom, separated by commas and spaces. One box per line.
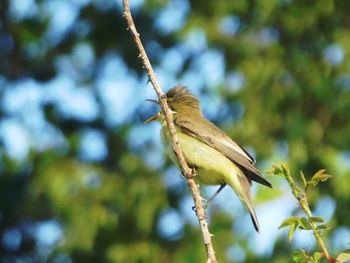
245, 196, 260, 233
228, 173, 260, 232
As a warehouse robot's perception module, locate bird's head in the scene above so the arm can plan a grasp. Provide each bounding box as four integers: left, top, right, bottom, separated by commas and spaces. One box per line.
145, 85, 201, 124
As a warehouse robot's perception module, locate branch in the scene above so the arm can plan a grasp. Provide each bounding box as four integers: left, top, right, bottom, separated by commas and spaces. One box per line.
283, 167, 330, 261
122, 1, 217, 262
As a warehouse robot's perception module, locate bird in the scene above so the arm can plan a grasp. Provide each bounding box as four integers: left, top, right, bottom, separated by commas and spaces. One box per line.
145, 85, 272, 232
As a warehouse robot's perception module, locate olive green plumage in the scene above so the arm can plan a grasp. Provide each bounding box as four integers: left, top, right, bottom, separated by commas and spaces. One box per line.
148, 85, 272, 232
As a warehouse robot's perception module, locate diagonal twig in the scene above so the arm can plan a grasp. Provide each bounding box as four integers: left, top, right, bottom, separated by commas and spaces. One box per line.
122, 1, 217, 262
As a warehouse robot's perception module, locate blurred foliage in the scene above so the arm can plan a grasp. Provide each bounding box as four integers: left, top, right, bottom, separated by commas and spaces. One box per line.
0, 0, 350, 262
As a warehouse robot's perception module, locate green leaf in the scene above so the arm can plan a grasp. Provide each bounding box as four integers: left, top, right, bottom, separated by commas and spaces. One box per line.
298, 217, 312, 230
266, 166, 277, 175
292, 250, 307, 263
288, 222, 298, 242
337, 250, 350, 263
281, 163, 290, 175
309, 217, 324, 223
300, 171, 307, 188
266, 163, 292, 179
312, 169, 327, 177
279, 216, 300, 229
313, 252, 322, 262
266, 165, 283, 176
316, 223, 331, 231
308, 169, 332, 186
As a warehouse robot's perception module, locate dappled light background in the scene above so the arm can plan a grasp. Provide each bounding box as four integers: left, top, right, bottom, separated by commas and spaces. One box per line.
1, 0, 350, 262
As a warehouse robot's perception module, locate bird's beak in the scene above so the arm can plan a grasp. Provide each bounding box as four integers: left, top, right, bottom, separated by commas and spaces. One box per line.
145, 99, 159, 104
145, 99, 160, 124
144, 113, 160, 124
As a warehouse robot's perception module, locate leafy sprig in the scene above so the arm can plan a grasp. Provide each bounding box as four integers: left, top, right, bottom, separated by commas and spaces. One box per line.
268, 164, 349, 263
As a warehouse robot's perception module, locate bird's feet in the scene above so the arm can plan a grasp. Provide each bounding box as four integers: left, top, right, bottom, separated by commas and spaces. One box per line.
190, 167, 196, 176
192, 197, 208, 212
180, 166, 196, 180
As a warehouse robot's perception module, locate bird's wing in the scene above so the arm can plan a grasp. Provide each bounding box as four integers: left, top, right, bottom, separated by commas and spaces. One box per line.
176, 116, 272, 188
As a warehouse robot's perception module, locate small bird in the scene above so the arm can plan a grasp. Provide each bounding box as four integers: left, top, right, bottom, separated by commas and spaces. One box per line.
145, 86, 272, 232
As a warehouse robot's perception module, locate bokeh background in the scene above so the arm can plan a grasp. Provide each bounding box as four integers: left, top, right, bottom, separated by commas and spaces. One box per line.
1, 0, 350, 262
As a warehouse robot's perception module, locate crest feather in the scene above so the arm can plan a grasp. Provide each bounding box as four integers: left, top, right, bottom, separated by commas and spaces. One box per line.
166, 86, 200, 110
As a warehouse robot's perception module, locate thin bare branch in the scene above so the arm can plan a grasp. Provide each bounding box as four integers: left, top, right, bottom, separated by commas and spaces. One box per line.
122, 1, 217, 262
